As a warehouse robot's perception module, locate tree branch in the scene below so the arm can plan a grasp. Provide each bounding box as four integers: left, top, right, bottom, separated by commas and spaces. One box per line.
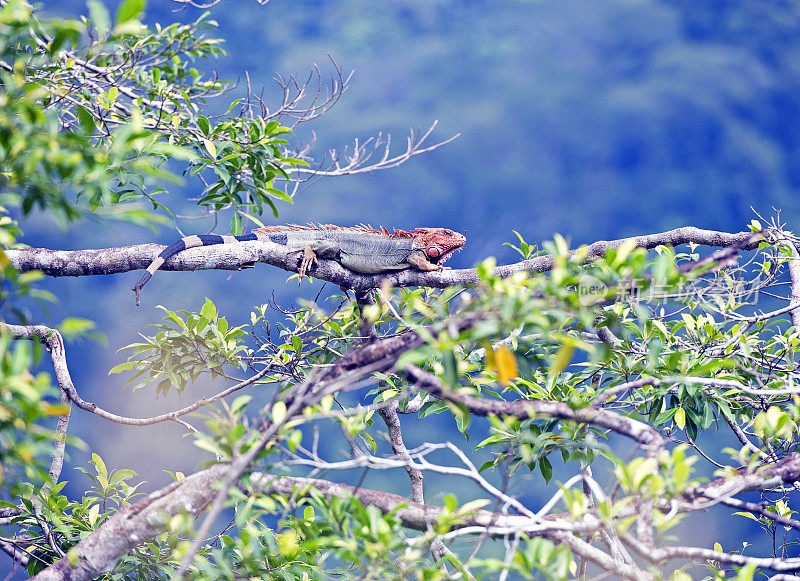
4, 227, 766, 298
0, 322, 272, 426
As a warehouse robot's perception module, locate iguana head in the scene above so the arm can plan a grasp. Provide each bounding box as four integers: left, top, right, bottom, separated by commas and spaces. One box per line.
411, 228, 467, 265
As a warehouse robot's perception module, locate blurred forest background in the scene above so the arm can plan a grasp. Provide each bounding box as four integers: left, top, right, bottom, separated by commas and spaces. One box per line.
14, 0, 800, 568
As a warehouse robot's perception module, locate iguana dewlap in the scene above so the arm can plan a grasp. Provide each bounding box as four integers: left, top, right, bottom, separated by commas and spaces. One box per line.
133, 224, 466, 305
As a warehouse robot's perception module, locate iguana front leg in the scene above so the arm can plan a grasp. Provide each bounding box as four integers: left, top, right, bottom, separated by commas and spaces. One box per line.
297, 238, 341, 279
405, 250, 449, 272
298, 245, 318, 279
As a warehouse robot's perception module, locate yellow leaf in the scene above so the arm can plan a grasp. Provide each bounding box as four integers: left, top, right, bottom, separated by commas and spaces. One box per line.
549, 343, 574, 379
42, 403, 71, 416
487, 345, 518, 386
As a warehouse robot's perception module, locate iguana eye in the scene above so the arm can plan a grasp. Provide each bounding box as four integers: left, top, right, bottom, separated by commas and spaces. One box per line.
427, 246, 441, 258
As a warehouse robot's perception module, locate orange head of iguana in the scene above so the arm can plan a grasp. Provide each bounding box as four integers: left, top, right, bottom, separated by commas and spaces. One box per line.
411, 227, 466, 265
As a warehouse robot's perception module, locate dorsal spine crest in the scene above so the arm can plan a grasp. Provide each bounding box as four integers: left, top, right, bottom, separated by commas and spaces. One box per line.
255, 223, 418, 239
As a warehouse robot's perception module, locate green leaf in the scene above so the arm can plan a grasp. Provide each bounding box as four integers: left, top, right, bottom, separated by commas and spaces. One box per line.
475, 433, 507, 449
87, 0, 111, 39
202, 138, 217, 159
418, 400, 447, 419
271, 400, 287, 424
230, 395, 251, 415
108, 361, 136, 374
116, 0, 146, 24
478, 460, 496, 473
230, 212, 242, 236
75, 106, 96, 134
108, 468, 138, 485
732, 511, 761, 522
200, 298, 217, 321
91, 453, 108, 479
452, 404, 470, 440
266, 187, 293, 203
197, 116, 210, 136
539, 456, 553, 483
443, 349, 458, 388
674, 407, 686, 430
59, 317, 96, 339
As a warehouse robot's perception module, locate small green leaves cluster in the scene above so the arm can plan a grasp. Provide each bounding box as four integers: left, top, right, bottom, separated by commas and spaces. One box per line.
476, 415, 584, 482
111, 299, 248, 396
191, 116, 307, 234
7, 453, 142, 576
186, 490, 412, 580
0, 206, 57, 321
0, 0, 307, 228
503, 229, 539, 260
74, 453, 142, 513
0, 330, 62, 493
613, 445, 698, 501
192, 396, 266, 461
511, 537, 576, 580
0, 0, 192, 223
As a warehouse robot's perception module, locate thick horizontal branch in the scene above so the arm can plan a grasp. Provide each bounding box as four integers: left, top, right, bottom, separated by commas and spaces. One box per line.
404, 365, 664, 451
623, 532, 800, 572
254, 472, 580, 533
495, 226, 762, 278
4, 240, 466, 291
259, 470, 646, 579
4, 227, 764, 293
687, 452, 800, 502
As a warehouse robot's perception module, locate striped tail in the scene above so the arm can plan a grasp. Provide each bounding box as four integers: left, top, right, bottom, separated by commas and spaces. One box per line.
133, 233, 258, 306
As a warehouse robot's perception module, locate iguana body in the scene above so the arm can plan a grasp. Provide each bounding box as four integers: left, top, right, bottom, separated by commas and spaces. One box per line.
133, 224, 466, 305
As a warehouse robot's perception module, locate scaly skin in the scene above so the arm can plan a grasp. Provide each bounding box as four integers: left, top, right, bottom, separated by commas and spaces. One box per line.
133, 224, 466, 305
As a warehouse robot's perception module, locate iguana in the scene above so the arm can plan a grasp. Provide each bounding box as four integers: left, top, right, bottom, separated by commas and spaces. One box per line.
132, 224, 467, 305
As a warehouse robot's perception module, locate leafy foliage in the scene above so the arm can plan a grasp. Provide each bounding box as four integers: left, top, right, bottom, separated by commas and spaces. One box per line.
0, 331, 61, 493
11, 453, 143, 577
0, 0, 307, 229
110, 299, 248, 395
